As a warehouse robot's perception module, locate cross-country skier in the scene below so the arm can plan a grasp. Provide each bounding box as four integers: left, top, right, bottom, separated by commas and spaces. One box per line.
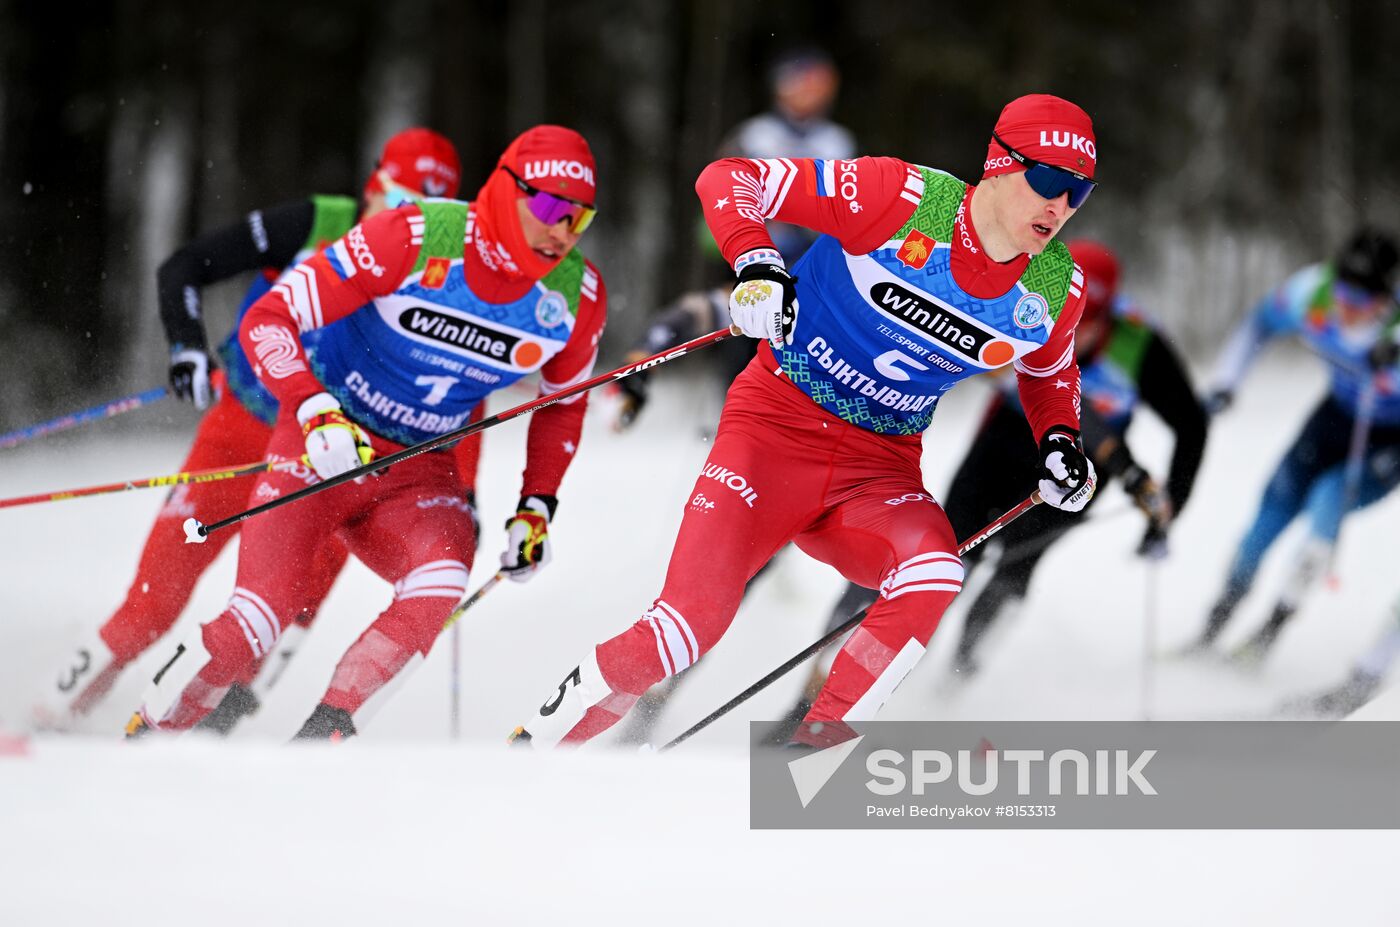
1189, 228, 1400, 662
33, 129, 468, 732
127, 125, 606, 739
759, 240, 1208, 740
513, 94, 1098, 750
605, 51, 858, 741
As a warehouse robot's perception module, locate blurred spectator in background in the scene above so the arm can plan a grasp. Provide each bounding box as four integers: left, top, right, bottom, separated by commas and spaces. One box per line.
614, 47, 856, 431
1191, 228, 1400, 664
716, 46, 856, 264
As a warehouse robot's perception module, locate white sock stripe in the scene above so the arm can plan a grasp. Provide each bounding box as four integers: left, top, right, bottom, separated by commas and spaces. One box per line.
657, 615, 694, 672
228, 602, 273, 655
232, 586, 280, 625
228, 588, 279, 653
398, 568, 469, 593
883, 581, 963, 600
653, 600, 698, 663
893, 551, 961, 571
645, 604, 696, 674
227, 596, 266, 638
881, 552, 964, 599
394, 562, 469, 598
404, 559, 465, 576
645, 617, 677, 676
891, 561, 965, 584
232, 613, 265, 659
883, 570, 963, 598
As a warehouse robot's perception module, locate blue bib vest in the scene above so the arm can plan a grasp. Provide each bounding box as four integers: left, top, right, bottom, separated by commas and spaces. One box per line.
775, 169, 1076, 435
310, 200, 588, 446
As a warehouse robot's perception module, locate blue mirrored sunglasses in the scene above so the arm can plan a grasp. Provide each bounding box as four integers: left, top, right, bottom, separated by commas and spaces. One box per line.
991, 132, 1097, 209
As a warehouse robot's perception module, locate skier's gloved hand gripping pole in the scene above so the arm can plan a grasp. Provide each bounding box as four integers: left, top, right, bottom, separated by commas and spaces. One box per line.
182, 327, 741, 544
660, 490, 1045, 751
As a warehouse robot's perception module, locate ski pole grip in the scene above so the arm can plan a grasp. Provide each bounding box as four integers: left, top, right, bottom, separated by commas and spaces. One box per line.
183, 518, 209, 545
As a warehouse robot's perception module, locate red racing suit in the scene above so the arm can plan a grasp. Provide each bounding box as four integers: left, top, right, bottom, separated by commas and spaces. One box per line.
522, 156, 1084, 748
53, 196, 483, 722
136, 199, 605, 731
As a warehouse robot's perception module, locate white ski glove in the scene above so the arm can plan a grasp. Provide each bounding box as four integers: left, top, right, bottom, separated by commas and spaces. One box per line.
728, 257, 799, 350
1037, 427, 1097, 512
501, 495, 557, 583
297, 393, 375, 481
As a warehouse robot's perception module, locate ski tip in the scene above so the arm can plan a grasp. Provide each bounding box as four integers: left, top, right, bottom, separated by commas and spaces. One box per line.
182, 517, 208, 545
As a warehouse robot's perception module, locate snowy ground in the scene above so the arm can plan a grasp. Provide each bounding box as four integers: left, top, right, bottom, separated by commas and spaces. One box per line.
2, 349, 1398, 923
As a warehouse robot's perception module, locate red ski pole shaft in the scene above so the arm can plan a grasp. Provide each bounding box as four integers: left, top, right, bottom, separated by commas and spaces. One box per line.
0, 460, 276, 510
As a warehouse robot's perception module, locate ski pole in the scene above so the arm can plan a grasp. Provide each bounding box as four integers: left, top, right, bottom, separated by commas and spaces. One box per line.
443, 572, 504, 633
0, 387, 169, 450
444, 572, 504, 740
183, 327, 740, 545
661, 491, 1044, 751
0, 459, 279, 510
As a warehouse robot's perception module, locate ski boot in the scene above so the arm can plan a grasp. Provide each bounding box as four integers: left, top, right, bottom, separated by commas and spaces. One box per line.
292, 703, 356, 741
194, 683, 262, 736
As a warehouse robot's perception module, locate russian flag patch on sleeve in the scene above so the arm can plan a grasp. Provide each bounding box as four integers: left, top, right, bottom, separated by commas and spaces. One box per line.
326, 240, 356, 281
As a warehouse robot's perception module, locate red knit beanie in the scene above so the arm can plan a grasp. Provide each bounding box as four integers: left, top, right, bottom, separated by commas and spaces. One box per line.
983, 94, 1096, 180
365, 127, 461, 198
474, 125, 597, 280
497, 125, 597, 206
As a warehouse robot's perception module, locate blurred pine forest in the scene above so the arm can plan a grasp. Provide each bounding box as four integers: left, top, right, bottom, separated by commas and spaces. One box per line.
2, 0, 1397, 421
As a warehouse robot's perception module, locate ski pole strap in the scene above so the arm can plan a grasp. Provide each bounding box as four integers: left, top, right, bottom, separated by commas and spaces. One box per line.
187, 327, 740, 542
0, 387, 169, 450
0, 460, 275, 510
660, 491, 1043, 751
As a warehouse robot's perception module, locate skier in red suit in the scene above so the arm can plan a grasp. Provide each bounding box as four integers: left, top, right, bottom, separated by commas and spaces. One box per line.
33, 129, 469, 732
129, 125, 607, 739
514, 94, 1098, 749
